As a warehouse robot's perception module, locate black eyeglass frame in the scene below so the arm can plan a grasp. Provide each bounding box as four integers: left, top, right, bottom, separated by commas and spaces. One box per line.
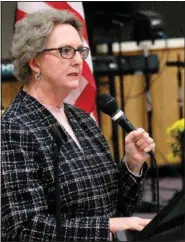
43, 46, 89, 60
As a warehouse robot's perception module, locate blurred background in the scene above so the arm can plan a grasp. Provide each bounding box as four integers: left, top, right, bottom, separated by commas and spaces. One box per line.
1, 2, 185, 214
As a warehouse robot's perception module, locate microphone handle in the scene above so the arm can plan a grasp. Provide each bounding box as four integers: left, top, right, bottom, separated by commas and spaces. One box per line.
112, 112, 136, 133
112, 113, 155, 158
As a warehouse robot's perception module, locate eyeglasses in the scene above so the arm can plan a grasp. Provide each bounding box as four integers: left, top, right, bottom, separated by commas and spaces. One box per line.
43, 46, 89, 60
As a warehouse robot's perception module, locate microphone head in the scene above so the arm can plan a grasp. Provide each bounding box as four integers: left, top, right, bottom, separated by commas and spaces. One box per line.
98, 94, 118, 116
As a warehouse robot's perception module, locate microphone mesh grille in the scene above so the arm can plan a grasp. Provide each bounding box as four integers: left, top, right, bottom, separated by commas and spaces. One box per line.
98, 94, 118, 116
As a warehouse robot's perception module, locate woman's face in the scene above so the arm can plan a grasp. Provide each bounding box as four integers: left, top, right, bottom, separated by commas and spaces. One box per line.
38, 23, 84, 93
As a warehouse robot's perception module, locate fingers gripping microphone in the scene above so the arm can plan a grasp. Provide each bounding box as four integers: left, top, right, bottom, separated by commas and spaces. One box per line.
98, 94, 154, 158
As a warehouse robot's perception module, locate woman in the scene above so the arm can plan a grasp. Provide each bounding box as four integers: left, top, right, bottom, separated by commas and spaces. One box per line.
2, 9, 155, 241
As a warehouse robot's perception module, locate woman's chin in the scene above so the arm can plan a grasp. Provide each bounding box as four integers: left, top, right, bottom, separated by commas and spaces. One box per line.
55, 79, 81, 91
69, 80, 80, 90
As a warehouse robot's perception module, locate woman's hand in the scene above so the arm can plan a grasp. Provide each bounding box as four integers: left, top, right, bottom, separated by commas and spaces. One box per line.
109, 217, 151, 233
124, 128, 155, 175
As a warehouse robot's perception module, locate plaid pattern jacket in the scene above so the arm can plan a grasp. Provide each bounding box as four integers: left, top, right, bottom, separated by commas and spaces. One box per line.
2, 89, 146, 241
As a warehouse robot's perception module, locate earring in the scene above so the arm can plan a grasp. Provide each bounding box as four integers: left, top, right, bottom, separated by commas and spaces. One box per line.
35, 72, 41, 81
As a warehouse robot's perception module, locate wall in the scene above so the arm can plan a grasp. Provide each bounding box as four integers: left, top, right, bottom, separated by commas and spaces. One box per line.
138, 2, 185, 38
83, 2, 185, 53
2, 2, 16, 59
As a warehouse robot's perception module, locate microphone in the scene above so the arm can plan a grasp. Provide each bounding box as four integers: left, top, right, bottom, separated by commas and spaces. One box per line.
98, 93, 160, 213
98, 93, 155, 158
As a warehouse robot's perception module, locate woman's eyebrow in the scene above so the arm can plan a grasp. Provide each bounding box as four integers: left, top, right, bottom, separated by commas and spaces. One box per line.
77, 44, 84, 48
57, 43, 84, 48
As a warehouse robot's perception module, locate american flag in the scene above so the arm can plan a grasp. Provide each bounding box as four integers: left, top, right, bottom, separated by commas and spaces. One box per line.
16, 2, 98, 122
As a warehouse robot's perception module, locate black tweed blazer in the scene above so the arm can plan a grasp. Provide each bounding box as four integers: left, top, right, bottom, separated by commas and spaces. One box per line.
2, 89, 146, 241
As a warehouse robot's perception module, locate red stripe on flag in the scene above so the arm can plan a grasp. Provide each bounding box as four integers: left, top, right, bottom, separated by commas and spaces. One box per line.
82, 61, 96, 89
45, 2, 88, 42
75, 84, 96, 113
16, 8, 27, 22
75, 62, 97, 114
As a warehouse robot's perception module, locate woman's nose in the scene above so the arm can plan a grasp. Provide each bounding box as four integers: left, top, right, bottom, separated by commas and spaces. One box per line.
72, 51, 83, 65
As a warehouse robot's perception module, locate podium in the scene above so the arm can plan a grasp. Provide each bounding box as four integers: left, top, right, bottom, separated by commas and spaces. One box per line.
117, 191, 185, 241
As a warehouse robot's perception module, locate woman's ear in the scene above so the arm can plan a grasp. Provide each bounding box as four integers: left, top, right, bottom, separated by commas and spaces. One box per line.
28, 57, 40, 73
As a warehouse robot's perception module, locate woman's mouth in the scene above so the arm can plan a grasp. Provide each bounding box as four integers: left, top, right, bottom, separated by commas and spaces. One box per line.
68, 72, 78, 76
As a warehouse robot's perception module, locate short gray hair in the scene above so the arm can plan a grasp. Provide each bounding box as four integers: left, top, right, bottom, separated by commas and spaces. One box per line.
11, 9, 83, 84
